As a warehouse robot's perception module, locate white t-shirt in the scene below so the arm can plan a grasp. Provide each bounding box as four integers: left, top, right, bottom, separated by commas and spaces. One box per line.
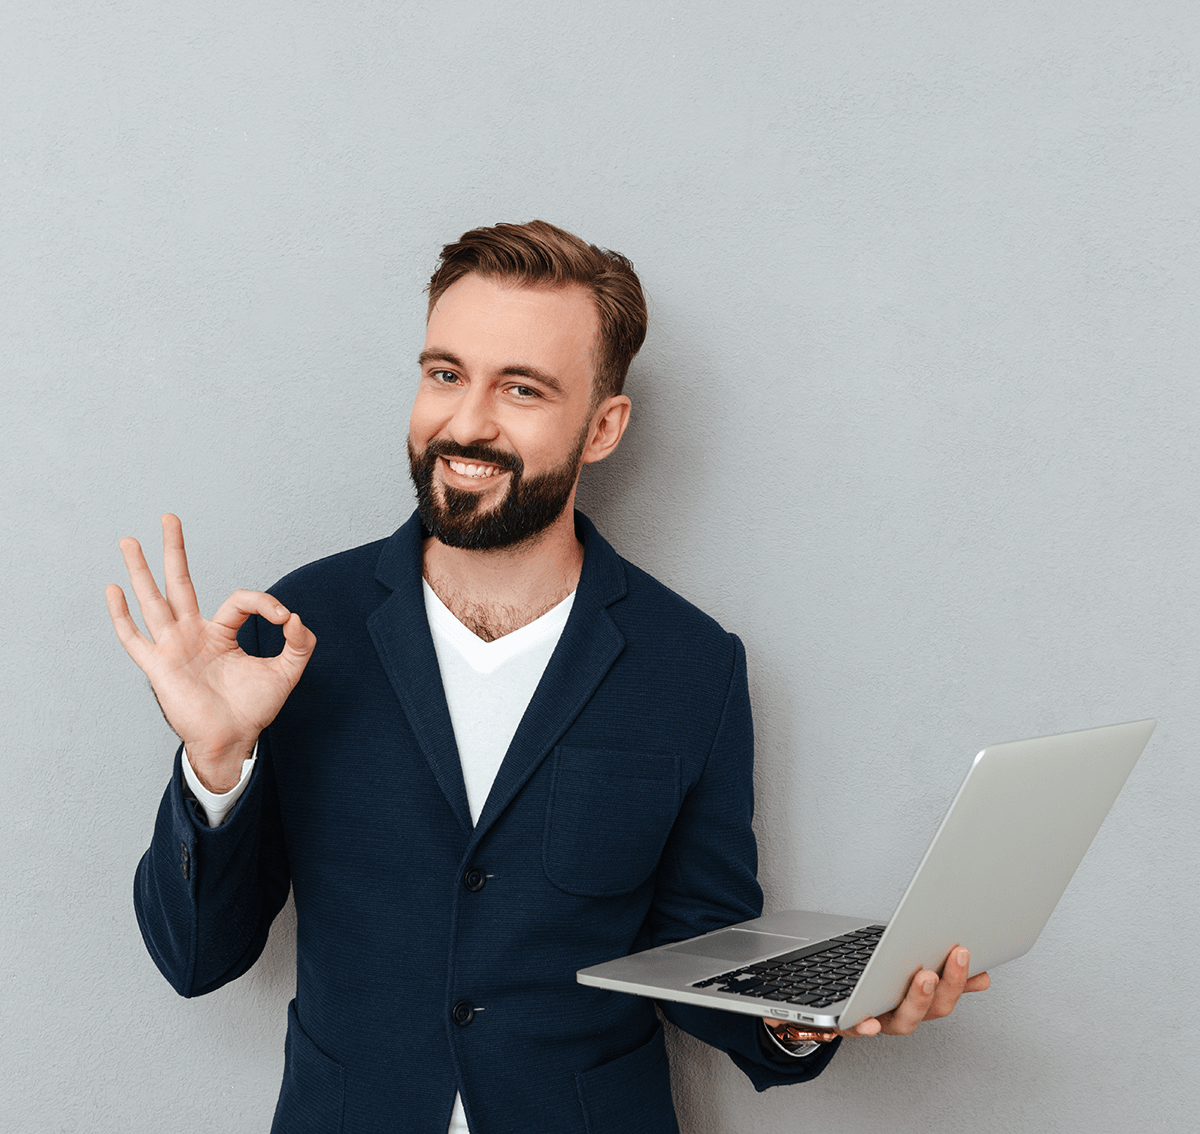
422, 580, 574, 825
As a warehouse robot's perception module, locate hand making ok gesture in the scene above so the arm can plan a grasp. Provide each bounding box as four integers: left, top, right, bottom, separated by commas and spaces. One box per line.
105, 514, 316, 793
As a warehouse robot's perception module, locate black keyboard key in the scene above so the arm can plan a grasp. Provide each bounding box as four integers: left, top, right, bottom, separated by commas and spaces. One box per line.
718, 976, 764, 992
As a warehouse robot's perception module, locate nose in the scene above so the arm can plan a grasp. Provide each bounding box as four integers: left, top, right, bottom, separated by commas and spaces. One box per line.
445, 384, 500, 446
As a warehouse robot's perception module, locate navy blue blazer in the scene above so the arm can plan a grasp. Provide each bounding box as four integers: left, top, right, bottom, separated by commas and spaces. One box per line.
135, 512, 836, 1133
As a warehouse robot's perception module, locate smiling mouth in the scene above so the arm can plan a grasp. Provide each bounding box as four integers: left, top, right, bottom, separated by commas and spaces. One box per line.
444, 457, 508, 480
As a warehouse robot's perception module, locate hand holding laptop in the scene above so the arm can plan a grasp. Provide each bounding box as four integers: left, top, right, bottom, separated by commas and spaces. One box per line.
766, 945, 991, 1044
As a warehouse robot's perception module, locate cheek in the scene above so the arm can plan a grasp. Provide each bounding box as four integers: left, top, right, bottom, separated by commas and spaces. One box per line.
508, 414, 582, 469
408, 391, 443, 445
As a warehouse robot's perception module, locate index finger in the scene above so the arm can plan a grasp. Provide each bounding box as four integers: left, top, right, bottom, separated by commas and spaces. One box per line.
161, 513, 200, 619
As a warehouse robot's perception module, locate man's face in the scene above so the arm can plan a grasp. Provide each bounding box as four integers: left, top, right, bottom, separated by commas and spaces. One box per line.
408, 273, 601, 551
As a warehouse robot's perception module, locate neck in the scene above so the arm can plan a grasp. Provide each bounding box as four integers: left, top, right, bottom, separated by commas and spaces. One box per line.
422, 503, 583, 641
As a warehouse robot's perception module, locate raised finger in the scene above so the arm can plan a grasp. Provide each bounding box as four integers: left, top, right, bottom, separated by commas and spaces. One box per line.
161, 514, 200, 619
105, 583, 154, 668
118, 536, 174, 638
926, 947, 971, 1020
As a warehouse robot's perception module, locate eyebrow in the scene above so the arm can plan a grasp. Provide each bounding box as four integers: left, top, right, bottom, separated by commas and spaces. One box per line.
418, 350, 565, 395
418, 349, 464, 369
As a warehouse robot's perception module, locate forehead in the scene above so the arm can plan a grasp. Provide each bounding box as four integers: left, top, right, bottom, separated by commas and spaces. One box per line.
424, 274, 599, 377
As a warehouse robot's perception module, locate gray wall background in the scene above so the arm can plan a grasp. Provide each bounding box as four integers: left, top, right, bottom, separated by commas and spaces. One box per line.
4, 2, 1197, 1130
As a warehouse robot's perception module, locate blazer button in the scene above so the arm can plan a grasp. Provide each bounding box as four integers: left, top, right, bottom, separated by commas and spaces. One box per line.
452, 1000, 475, 1026
463, 867, 486, 892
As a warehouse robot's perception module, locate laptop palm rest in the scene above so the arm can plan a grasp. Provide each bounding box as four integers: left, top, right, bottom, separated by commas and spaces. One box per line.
665, 930, 809, 963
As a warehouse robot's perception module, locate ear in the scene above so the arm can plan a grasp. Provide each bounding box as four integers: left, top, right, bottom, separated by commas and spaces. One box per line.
580, 395, 631, 465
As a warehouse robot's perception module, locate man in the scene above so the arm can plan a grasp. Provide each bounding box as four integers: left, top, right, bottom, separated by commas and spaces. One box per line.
108, 221, 986, 1133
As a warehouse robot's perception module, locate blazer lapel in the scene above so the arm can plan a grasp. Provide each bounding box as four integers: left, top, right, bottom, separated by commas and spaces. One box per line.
367, 514, 473, 834
470, 514, 628, 842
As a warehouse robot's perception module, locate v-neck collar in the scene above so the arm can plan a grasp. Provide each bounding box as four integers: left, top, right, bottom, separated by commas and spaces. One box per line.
422, 580, 576, 673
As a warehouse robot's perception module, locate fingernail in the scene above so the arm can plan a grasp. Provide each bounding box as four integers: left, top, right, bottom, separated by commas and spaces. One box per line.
276, 606, 287, 617
922, 977, 937, 994
956, 948, 968, 967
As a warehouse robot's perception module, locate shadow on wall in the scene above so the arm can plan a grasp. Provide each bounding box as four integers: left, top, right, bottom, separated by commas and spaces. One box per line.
245, 893, 298, 1000
574, 359, 672, 548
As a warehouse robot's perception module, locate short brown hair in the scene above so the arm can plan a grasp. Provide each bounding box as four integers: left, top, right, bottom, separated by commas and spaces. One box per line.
427, 220, 647, 404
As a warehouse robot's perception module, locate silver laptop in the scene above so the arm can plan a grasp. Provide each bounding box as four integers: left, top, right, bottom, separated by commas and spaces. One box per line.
577, 719, 1156, 1031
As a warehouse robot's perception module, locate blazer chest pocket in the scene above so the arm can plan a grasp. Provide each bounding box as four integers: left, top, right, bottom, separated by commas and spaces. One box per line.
544, 746, 682, 897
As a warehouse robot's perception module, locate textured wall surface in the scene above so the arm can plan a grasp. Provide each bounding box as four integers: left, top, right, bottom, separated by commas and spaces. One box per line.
3, 2, 1198, 1130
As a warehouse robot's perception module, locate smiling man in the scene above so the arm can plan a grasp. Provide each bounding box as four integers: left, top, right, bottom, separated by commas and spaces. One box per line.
111, 221, 983, 1134
406, 269, 628, 642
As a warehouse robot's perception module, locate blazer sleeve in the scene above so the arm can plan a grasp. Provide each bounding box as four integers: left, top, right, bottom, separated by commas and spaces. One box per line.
645, 634, 840, 1088
132, 615, 291, 997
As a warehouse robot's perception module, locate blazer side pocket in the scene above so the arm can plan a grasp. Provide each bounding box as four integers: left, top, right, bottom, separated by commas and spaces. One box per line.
544, 746, 681, 897
271, 999, 346, 1134
574, 1022, 679, 1134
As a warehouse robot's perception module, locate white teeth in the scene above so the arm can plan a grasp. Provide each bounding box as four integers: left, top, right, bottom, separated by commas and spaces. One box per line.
447, 459, 500, 479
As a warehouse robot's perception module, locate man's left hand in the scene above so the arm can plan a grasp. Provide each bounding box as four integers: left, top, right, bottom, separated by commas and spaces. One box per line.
766, 945, 990, 1044
837, 946, 989, 1038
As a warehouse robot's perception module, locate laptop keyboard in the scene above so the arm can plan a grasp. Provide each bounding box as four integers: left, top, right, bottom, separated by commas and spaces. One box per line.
690, 924, 886, 1008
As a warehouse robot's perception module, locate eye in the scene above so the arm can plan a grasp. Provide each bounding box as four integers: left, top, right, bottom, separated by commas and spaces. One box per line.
508, 384, 540, 399
430, 369, 460, 385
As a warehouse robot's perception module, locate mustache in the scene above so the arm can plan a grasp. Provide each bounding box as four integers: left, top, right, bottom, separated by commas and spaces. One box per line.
418, 438, 523, 475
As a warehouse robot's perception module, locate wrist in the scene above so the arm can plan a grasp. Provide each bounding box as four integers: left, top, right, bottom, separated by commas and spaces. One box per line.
183, 738, 258, 793
181, 744, 257, 828
762, 1020, 835, 1058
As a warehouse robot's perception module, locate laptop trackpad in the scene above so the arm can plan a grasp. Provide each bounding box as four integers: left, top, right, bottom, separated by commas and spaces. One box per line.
666, 929, 809, 963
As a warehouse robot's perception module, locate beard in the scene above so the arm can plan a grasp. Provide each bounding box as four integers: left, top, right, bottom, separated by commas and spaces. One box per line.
408, 429, 587, 551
